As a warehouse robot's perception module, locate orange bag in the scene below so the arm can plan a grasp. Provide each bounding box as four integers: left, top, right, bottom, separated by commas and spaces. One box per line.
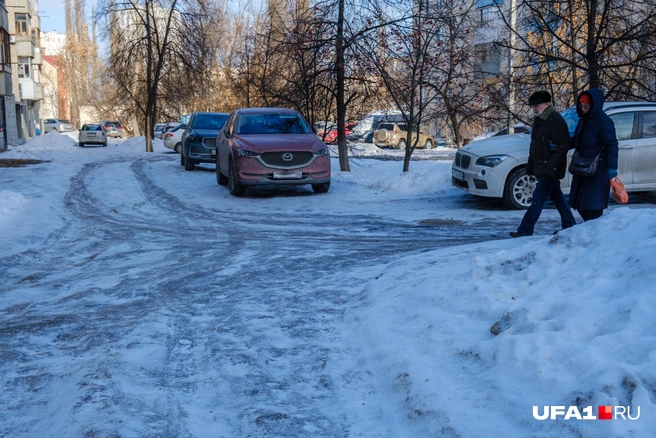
610, 176, 629, 204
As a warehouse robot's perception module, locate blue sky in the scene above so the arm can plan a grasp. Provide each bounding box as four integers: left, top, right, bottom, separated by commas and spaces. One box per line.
38, 0, 67, 33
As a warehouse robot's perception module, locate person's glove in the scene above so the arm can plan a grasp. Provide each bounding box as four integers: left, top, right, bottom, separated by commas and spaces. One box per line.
608, 168, 618, 179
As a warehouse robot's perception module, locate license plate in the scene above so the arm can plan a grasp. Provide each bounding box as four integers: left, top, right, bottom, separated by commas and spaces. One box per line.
88, 133, 96, 137
452, 168, 464, 180
273, 170, 302, 179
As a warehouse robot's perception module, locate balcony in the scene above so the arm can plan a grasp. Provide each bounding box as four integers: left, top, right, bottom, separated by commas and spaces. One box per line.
31, 15, 41, 31
15, 35, 35, 58
33, 48, 43, 65
19, 78, 37, 100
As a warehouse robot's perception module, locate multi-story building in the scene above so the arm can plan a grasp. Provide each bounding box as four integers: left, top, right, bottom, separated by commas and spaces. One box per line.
41, 31, 68, 122
0, 0, 18, 149
7, 0, 43, 144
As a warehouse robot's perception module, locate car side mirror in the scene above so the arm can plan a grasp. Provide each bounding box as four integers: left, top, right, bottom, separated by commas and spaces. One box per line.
180, 124, 188, 129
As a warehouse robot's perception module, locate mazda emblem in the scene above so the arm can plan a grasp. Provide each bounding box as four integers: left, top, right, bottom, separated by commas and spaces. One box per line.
282, 153, 293, 161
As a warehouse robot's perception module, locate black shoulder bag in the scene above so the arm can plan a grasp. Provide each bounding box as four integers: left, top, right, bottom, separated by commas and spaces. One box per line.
568, 120, 604, 177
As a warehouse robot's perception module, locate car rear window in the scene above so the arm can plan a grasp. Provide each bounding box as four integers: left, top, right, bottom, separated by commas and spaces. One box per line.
377, 123, 395, 131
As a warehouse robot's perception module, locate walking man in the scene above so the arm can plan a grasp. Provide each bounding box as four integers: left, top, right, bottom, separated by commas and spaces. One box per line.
510, 90, 576, 238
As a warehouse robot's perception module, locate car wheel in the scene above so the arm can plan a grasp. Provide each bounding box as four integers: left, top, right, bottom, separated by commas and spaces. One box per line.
216, 153, 228, 185
312, 182, 330, 194
184, 153, 195, 171
423, 140, 433, 150
228, 159, 246, 196
397, 139, 407, 150
174, 143, 181, 154
79, 143, 84, 147
504, 167, 536, 210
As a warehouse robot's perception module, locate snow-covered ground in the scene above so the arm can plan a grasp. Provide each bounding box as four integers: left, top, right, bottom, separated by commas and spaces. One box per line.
0, 132, 654, 437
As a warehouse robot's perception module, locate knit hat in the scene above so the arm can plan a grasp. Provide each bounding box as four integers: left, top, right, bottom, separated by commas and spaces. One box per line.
579, 94, 591, 105
528, 90, 551, 106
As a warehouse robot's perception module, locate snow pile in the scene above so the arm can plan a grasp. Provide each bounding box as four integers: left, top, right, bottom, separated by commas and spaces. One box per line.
353, 208, 656, 437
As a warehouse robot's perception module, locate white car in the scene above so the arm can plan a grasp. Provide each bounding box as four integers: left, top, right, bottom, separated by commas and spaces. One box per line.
163, 125, 184, 153
43, 118, 74, 133
78, 123, 107, 147
452, 101, 656, 209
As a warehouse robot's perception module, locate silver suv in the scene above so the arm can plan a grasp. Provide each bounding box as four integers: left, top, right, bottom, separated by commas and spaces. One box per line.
43, 119, 74, 133
452, 101, 656, 209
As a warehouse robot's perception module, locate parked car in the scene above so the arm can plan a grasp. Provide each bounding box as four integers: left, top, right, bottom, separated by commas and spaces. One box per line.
373, 122, 435, 150
320, 121, 358, 144
101, 121, 126, 138
43, 118, 74, 133
471, 124, 531, 142
451, 101, 656, 209
163, 125, 185, 153
180, 112, 229, 170
216, 107, 331, 196
314, 121, 335, 134
78, 123, 107, 147
347, 110, 404, 143
153, 123, 166, 138
161, 123, 180, 139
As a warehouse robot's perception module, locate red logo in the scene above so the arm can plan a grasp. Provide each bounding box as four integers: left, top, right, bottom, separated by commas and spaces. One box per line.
598, 405, 613, 420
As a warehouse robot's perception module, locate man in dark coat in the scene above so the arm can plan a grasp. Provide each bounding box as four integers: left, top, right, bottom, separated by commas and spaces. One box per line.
510, 90, 576, 237
568, 88, 619, 221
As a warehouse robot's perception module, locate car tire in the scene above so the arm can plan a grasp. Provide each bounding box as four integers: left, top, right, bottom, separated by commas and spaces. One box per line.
312, 182, 330, 194
397, 139, 407, 150
184, 153, 195, 171
216, 153, 228, 185
174, 143, 181, 154
228, 159, 246, 196
423, 140, 433, 150
79, 143, 84, 147
504, 167, 536, 210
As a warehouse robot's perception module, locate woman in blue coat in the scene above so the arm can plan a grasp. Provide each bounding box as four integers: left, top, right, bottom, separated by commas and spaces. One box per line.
568, 88, 619, 221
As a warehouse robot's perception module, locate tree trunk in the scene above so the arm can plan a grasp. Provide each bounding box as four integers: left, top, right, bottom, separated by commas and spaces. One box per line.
336, 0, 350, 172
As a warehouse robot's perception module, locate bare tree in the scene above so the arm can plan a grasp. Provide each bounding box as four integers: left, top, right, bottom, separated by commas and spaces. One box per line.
97, 0, 219, 151
497, 0, 656, 106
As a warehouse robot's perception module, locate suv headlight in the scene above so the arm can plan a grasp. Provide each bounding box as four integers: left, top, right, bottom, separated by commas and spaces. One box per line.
186, 131, 202, 142
237, 149, 259, 157
315, 148, 329, 156
476, 155, 509, 167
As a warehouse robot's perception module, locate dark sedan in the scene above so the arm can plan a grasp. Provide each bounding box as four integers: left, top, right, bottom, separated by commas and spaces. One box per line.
216, 108, 331, 196
180, 112, 229, 171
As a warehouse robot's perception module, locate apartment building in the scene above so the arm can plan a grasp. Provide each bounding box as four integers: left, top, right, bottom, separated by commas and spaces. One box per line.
7, 0, 43, 144
0, 0, 18, 149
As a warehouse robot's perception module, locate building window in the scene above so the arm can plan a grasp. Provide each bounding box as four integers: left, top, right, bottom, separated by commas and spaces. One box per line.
15, 14, 29, 36
480, 7, 497, 26
0, 30, 9, 70
18, 57, 31, 78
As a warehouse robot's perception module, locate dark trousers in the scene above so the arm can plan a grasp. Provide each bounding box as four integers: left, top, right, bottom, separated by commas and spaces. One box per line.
578, 209, 603, 221
517, 180, 577, 236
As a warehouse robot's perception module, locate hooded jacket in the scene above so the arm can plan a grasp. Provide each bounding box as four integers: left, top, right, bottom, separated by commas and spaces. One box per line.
526, 104, 571, 180
568, 88, 619, 211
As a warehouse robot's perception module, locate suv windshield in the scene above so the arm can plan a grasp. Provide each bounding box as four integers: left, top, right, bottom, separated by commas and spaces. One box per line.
191, 114, 229, 130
